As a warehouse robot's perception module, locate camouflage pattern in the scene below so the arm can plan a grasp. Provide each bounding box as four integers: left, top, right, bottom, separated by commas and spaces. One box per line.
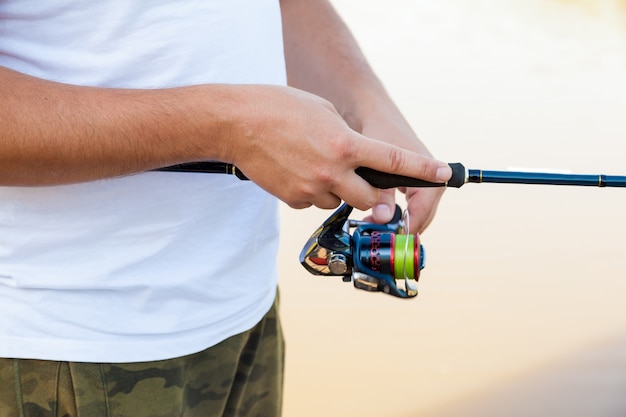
0, 298, 284, 417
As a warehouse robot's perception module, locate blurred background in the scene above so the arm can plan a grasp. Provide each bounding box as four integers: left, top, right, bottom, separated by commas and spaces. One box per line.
279, 1, 626, 416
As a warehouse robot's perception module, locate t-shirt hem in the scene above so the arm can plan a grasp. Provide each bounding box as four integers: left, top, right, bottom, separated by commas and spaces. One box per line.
0, 289, 276, 363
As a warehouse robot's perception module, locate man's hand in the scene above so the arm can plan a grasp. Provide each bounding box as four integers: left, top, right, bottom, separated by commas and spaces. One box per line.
223, 85, 451, 215
280, 0, 449, 234
357, 104, 446, 234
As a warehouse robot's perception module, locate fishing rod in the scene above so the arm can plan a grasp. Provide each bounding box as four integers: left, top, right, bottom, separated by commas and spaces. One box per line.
157, 161, 626, 188
157, 161, 626, 298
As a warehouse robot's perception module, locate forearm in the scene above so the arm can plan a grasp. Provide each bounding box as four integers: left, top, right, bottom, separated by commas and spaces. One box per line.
0, 67, 237, 186
280, 0, 412, 140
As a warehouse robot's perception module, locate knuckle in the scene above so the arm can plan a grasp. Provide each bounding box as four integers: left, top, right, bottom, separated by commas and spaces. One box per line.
282, 183, 316, 209
364, 192, 380, 209
346, 189, 380, 212
313, 167, 340, 188
418, 157, 436, 179
333, 133, 358, 161
297, 183, 318, 202
352, 201, 374, 212
315, 197, 341, 210
387, 147, 407, 173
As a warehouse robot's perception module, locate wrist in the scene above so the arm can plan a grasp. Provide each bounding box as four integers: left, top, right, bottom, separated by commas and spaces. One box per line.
347, 92, 434, 158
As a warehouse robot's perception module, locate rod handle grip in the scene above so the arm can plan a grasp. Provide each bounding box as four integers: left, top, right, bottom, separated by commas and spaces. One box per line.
156, 161, 467, 188
355, 163, 466, 189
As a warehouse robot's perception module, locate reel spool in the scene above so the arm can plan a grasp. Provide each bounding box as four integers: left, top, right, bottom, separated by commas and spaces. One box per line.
299, 203, 424, 298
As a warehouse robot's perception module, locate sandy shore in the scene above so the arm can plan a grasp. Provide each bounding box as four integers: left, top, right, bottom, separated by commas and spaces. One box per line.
279, 1, 626, 416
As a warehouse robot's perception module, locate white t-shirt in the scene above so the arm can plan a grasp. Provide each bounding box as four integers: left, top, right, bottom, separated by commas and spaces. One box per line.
0, 0, 286, 362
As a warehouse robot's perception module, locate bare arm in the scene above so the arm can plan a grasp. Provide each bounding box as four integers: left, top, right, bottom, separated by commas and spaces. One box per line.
0, 66, 238, 185
0, 4, 450, 213
280, 0, 447, 231
281, 0, 387, 131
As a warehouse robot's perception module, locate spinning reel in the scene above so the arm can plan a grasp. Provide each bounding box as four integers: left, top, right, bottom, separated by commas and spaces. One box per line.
299, 202, 424, 298
158, 161, 626, 299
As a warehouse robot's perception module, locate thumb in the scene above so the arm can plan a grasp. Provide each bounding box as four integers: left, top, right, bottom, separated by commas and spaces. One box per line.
370, 189, 396, 224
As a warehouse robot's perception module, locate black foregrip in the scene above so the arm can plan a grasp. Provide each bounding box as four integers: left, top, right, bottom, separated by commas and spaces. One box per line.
157, 161, 467, 189
355, 167, 444, 188
355, 163, 466, 189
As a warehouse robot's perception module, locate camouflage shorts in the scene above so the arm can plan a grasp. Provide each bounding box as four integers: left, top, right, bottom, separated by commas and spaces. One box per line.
0, 297, 284, 417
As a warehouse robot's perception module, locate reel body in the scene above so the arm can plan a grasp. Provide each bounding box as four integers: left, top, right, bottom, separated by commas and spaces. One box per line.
299, 203, 425, 298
